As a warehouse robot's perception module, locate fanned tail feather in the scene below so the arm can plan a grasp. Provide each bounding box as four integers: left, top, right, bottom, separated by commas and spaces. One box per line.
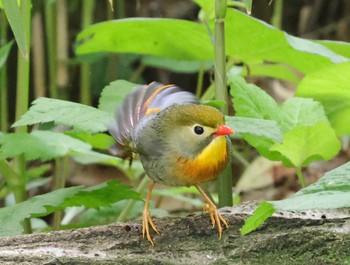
108, 82, 198, 159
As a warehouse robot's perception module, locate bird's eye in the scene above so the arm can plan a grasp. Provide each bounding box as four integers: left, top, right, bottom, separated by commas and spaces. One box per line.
194, 125, 204, 135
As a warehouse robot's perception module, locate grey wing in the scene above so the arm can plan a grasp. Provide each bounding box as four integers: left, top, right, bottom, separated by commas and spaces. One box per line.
108, 82, 198, 159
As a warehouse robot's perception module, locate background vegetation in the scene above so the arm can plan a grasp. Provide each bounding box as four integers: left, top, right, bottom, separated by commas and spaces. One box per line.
0, 0, 350, 237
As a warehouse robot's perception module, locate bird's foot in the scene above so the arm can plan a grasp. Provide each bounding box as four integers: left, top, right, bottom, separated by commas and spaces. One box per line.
142, 208, 160, 246
203, 203, 229, 239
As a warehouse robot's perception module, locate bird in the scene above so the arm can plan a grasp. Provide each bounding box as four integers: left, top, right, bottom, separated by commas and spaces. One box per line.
108, 82, 234, 245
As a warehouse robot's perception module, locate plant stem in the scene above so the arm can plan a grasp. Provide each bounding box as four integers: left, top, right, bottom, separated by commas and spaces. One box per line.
0, 12, 9, 132
14, 0, 32, 234
32, 11, 46, 98
196, 61, 205, 97
56, 0, 68, 99
214, 0, 233, 207
44, 0, 58, 98
271, 0, 283, 29
117, 174, 148, 222
296, 167, 307, 188
52, 157, 69, 230
80, 0, 95, 105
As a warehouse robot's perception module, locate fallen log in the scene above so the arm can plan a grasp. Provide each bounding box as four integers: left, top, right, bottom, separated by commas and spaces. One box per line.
0, 202, 349, 265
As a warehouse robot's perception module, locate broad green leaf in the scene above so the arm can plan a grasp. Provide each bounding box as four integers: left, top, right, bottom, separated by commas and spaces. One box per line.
228, 74, 280, 122
0, 131, 91, 161
0, 180, 141, 237
224, 9, 348, 74
279, 97, 328, 133
98, 79, 137, 113
0, 186, 82, 236
65, 132, 115, 150
270, 121, 340, 168
241, 202, 275, 235
142, 56, 213, 73
71, 150, 144, 180
75, 7, 348, 74
233, 63, 300, 84
53, 180, 142, 210
317, 40, 350, 59
229, 74, 282, 160
76, 18, 213, 60
226, 116, 282, 143
0, 40, 14, 69
272, 161, 350, 211
228, 74, 339, 164
242, 161, 350, 235
13, 97, 112, 133
296, 61, 350, 136
1, 0, 28, 59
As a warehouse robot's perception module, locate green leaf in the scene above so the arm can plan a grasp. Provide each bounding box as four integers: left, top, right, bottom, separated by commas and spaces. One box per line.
98, 79, 137, 113
76, 18, 213, 60
0, 40, 14, 69
0, 180, 141, 237
279, 97, 328, 133
1, 0, 28, 59
226, 116, 282, 143
0, 186, 82, 236
316, 40, 350, 59
270, 121, 340, 168
0, 131, 91, 161
233, 63, 301, 84
296, 61, 350, 136
65, 132, 115, 150
224, 9, 348, 74
228, 74, 340, 164
271, 161, 350, 211
228, 74, 280, 121
13, 97, 112, 133
241, 202, 275, 235
54, 180, 142, 210
228, 74, 282, 160
142, 56, 213, 73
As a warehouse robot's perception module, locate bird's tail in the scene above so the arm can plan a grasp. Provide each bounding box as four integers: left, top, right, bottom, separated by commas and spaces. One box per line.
108, 82, 198, 159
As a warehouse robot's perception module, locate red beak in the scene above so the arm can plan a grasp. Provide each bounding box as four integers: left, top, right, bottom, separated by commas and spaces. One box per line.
215, 125, 235, 136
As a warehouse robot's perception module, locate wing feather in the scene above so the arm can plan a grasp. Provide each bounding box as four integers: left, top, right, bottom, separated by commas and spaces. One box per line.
108, 82, 198, 159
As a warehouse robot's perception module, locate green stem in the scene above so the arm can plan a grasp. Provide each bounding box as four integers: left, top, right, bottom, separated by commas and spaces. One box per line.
271, 0, 283, 29
117, 174, 148, 222
296, 167, 307, 188
14, 0, 32, 234
116, 0, 125, 19
195, 61, 205, 98
0, 12, 9, 132
214, 0, 232, 207
44, 0, 58, 98
52, 157, 69, 230
80, 0, 95, 105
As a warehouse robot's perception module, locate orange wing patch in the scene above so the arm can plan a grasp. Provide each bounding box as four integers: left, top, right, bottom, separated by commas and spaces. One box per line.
146, 107, 161, 116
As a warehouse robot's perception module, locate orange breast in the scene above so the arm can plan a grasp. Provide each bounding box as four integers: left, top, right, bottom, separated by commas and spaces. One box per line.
176, 136, 229, 186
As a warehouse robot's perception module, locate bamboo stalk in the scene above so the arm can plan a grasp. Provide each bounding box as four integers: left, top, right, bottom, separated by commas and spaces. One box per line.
32, 11, 46, 98
56, 0, 69, 98
214, 0, 233, 207
80, 0, 95, 105
0, 12, 9, 132
271, 0, 283, 29
14, 0, 32, 234
44, 0, 58, 98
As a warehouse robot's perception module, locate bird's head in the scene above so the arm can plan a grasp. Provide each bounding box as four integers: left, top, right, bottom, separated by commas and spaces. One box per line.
156, 104, 234, 159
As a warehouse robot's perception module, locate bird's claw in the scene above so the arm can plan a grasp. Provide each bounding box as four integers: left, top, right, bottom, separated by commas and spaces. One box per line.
142, 209, 160, 246
203, 203, 229, 239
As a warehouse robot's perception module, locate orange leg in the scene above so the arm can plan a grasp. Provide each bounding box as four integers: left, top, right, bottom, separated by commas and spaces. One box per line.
142, 180, 160, 246
195, 185, 229, 239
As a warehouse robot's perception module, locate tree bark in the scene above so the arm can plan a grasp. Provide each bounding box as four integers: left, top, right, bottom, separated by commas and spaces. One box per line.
0, 202, 349, 265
